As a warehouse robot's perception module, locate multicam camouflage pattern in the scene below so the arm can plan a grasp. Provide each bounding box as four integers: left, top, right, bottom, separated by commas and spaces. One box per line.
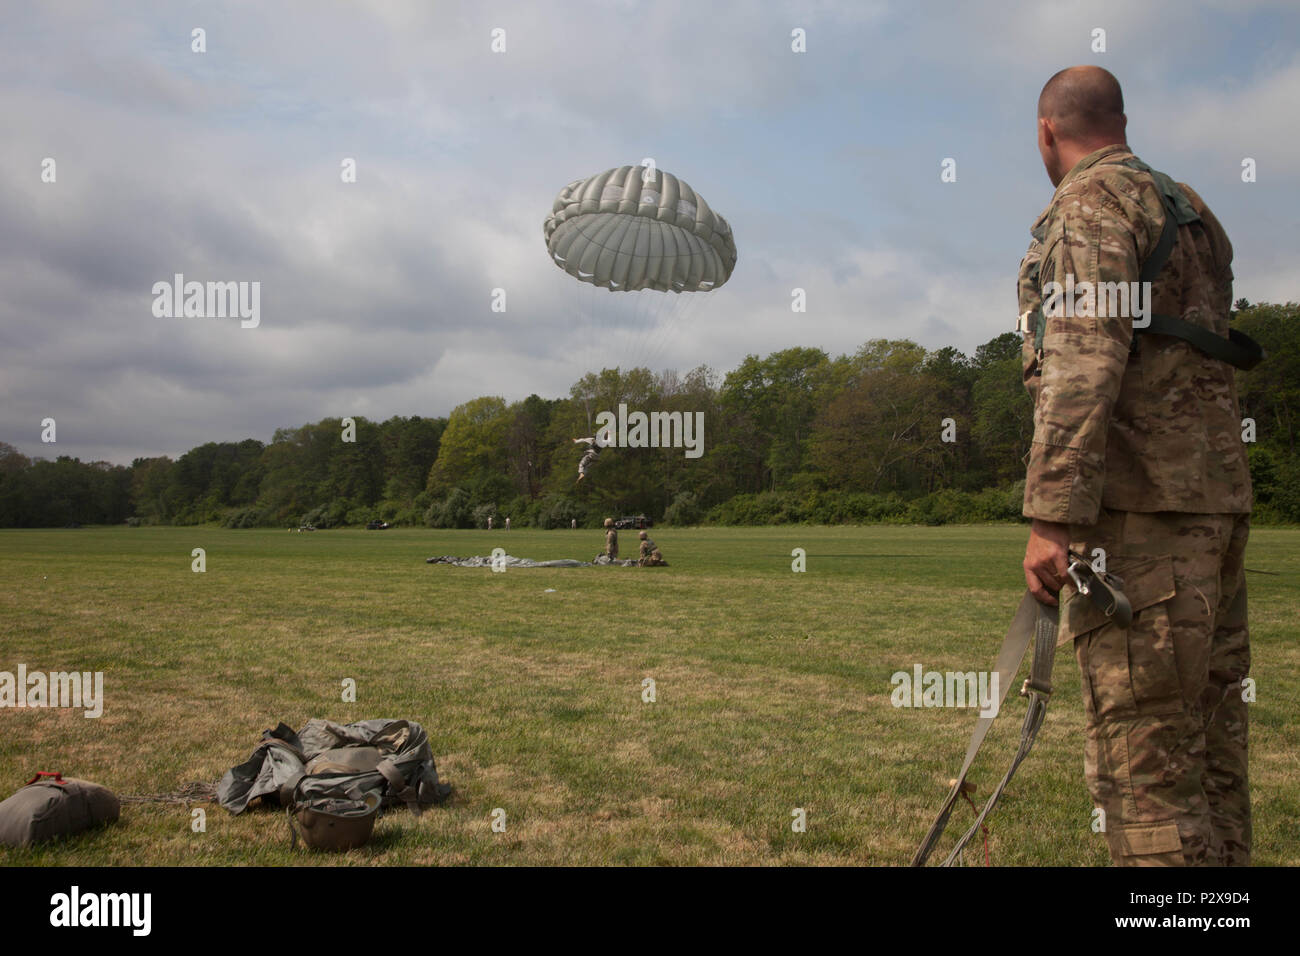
1020, 144, 1250, 524
1020, 146, 1253, 867
605, 527, 618, 560
1018, 236, 1045, 410
638, 537, 667, 566
1061, 510, 1251, 866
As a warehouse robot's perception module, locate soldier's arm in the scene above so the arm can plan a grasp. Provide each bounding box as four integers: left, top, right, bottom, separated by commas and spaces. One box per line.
1023, 175, 1155, 525
1018, 237, 1044, 407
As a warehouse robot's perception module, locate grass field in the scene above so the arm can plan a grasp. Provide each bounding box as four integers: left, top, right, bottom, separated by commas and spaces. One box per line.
1, 524, 1297, 866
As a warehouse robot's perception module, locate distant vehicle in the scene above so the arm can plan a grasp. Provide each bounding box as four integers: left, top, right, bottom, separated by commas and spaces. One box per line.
297, 524, 316, 532
614, 515, 652, 530
365, 520, 390, 530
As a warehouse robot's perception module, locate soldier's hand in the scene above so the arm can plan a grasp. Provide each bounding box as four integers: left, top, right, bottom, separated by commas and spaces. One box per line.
1024, 519, 1071, 606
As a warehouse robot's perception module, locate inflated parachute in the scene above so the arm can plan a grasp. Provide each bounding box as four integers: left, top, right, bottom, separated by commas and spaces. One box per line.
544, 165, 737, 293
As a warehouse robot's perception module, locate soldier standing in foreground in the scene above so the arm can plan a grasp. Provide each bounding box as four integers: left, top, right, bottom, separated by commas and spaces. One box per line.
1019, 66, 1253, 866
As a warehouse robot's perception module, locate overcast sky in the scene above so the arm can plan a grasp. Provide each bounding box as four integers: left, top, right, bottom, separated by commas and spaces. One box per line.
2, 0, 1296, 466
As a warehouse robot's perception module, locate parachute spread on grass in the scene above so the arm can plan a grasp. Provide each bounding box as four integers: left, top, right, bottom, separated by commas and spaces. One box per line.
544, 165, 737, 293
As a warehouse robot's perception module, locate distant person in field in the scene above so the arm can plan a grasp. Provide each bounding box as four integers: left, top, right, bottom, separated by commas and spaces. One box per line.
505, 517, 511, 531
571, 518, 577, 529
638, 530, 666, 566
603, 517, 618, 560
487, 515, 493, 530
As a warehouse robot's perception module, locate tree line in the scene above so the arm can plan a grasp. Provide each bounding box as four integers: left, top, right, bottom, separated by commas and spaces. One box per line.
2, 302, 1296, 528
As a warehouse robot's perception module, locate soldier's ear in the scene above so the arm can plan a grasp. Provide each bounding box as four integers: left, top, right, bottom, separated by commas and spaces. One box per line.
1038, 115, 1055, 148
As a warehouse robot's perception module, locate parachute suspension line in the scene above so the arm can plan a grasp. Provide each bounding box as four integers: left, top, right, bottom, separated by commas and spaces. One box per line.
625, 289, 669, 376
585, 281, 605, 384
625, 287, 662, 376
626, 280, 698, 379
587, 287, 598, 379
577, 278, 587, 386
639, 285, 709, 378
571, 273, 585, 385
668, 287, 709, 369
648, 291, 691, 376
584, 279, 596, 380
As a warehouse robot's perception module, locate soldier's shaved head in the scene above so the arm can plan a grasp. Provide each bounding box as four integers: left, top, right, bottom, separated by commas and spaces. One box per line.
1038, 66, 1126, 145
1035, 66, 1128, 186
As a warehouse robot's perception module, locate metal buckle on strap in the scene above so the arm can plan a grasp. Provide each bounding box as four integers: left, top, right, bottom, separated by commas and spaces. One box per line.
1066, 550, 1133, 628
1066, 556, 1091, 596
1020, 677, 1052, 698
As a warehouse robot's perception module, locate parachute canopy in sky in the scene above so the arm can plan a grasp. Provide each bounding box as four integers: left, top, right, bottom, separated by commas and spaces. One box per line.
544, 165, 737, 293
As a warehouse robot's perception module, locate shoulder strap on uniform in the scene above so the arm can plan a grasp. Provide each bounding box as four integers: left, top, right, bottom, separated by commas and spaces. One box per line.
1119, 159, 1265, 371
1031, 159, 1264, 371
1143, 318, 1265, 370
1139, 190, 1180, 286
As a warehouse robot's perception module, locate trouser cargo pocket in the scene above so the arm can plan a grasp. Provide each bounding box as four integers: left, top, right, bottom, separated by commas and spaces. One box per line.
1107, 818, 1184, 866
1066, 554, 1180, 721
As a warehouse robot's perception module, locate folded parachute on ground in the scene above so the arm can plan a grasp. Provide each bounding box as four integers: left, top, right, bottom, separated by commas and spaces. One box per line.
217, 718, 450, 816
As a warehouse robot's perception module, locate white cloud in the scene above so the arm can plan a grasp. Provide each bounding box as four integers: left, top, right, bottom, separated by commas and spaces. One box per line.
1, 0, 1294, 465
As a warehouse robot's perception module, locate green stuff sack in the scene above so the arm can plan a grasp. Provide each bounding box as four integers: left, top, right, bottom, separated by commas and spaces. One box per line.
0, 772, 120, 848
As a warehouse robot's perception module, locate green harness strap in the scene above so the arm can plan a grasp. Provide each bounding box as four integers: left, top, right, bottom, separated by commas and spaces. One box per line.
1033, 159, 1263, 371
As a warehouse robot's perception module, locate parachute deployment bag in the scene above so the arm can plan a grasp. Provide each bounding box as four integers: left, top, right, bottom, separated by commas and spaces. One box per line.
285, 771, 383, 852
0, 772, 120, 848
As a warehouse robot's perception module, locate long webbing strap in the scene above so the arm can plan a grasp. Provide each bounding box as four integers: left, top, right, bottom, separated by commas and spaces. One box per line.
1141, 315, 1264, 371
940, 602, 1058, 866
911, 557, 1131, 867
910, 592, 1046, 867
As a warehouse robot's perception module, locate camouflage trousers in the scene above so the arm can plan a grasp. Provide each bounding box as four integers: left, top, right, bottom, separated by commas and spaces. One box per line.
1065, 509, 1250, 867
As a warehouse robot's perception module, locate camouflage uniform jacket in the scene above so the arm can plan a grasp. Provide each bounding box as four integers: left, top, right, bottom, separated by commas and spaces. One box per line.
1020, 144, 1251, 524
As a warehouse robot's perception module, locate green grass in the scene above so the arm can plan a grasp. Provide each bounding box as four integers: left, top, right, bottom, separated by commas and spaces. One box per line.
0, 525, 1296, 866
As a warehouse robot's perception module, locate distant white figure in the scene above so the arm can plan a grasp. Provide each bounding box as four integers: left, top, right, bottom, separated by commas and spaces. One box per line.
571, 518, 577, 530
505, 517, 511, 531
488, 516, 493, 530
